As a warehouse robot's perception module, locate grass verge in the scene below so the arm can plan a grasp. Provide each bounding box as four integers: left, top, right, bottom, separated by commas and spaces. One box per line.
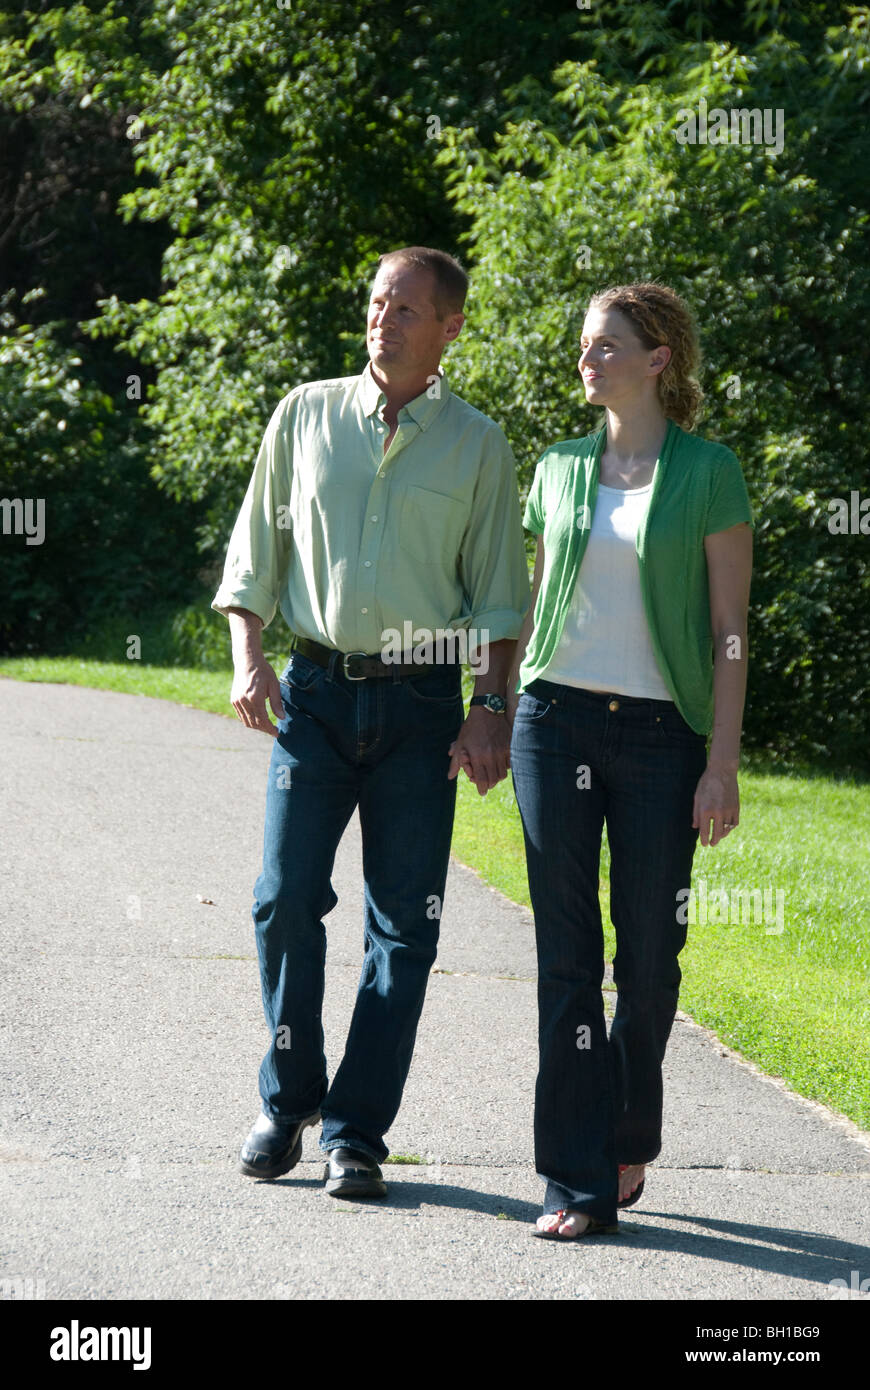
2, 654, 867, 1129
452, 762, 869, 1130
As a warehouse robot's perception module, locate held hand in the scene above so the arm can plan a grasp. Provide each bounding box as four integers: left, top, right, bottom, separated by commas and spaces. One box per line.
447, 708, 511, 796
693, 765, 740, 847
231, 659, 284, 736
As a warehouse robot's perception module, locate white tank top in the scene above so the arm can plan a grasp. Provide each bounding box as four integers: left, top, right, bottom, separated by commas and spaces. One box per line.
540, 482, 673, 700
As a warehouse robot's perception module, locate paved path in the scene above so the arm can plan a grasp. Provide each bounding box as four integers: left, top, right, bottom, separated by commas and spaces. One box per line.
1, 678, 868, 1301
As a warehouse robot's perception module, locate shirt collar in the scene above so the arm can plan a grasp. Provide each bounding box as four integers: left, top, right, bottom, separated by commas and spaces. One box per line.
358, 362, 451, 430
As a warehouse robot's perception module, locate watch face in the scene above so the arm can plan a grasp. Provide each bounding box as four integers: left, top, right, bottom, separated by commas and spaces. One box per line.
471, 693, 506, 712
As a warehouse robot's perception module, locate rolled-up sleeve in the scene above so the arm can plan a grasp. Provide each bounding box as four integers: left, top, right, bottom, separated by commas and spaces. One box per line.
211, 397, 295, 629
458, 425, 530, 642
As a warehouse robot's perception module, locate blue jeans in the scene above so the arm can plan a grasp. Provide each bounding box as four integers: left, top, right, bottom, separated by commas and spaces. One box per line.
252, 649, 463, 1162
510, 679, 707, 1222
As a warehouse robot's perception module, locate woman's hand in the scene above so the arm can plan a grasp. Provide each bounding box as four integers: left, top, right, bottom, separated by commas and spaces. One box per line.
693, 764, 739, 847
505, 688, 520, 731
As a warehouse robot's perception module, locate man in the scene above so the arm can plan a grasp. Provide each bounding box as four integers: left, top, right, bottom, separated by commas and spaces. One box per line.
212, 246, 529, 1198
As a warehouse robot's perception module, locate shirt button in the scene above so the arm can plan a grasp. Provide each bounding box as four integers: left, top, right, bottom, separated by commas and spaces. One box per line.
361, 607, 368, 614
370, 515, 378, 522
608, 699, 619, 711
364, 561, 372, 568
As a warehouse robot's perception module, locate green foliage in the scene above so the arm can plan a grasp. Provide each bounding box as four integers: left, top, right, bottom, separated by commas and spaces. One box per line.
0, 1, 202, 653
1, 0, 866, 764
0, 303, 201, 654
83, 0, 579, 550
168, 592, 294, 670
438, 0, 870, 767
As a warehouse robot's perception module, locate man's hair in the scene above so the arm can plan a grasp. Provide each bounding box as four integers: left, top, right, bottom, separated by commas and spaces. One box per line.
375, 246, 468, 319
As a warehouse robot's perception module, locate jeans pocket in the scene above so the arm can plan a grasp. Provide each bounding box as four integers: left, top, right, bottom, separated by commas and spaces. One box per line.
282, 653, 322, 692
404, 667, 463, 705
653, 705, 705, 744
516, 688, 555, 721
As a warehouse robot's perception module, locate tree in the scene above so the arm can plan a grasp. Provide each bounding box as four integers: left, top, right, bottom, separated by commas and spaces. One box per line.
437, 0, 870, 766
85, 0, 580, 550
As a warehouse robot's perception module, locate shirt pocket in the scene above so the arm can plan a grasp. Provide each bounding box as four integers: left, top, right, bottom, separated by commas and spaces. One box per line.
398, 485, 467, 567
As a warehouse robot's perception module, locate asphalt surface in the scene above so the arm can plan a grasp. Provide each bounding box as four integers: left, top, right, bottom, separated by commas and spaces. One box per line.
1, 677, 868, 1302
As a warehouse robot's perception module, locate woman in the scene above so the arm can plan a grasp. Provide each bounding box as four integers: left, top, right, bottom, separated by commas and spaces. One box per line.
507, 282, 753, 1239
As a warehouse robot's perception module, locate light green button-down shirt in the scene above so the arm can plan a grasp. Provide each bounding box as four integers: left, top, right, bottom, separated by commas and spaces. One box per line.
212, 363, 530, 653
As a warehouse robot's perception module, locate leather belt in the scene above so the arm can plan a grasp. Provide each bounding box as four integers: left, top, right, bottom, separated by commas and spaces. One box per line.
291, 635, 459, 681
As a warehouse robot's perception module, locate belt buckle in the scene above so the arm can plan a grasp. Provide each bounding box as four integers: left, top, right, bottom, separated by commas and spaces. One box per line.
342, 650, 369, 681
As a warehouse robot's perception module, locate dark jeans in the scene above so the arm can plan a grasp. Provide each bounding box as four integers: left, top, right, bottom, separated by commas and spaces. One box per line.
252, 649, 463, 1162
510, 679, 707, 1222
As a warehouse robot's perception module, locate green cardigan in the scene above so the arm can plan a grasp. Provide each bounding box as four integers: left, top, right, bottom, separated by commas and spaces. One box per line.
518, 418, 753, 734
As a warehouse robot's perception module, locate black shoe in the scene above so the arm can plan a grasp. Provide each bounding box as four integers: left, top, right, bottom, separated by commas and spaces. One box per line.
239, 1110, 321, 1180
323, 1147, 387, 1199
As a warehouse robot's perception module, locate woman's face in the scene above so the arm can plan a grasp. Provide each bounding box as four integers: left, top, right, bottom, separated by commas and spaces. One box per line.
578, 305, 668, 407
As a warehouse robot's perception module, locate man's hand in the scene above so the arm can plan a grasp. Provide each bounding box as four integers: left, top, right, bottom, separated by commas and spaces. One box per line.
447, 707, 511, 795
231, 658, 285, 736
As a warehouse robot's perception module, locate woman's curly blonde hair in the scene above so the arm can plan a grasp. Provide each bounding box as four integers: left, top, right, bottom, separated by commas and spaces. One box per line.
587, 282, 703, 429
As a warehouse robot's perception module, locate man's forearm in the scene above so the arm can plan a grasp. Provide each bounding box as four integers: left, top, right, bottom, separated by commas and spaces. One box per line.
471, 638, 515, 697
227, 608, 283, 736
228, 607, 265, 667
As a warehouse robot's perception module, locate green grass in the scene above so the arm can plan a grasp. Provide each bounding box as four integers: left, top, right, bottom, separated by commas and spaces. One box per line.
452, 757, 870, 1130
0, 654, 236, 715
2, 654, 868, 1130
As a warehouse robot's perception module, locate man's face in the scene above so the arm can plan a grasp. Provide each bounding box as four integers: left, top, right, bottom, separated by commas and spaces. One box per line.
367, 261, 462, 380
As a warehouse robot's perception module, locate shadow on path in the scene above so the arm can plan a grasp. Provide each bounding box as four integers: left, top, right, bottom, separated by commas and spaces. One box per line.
262, 1174, 869, 1291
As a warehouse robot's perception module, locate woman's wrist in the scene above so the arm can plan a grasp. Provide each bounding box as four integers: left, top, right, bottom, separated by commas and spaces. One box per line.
705, 753, 740, 775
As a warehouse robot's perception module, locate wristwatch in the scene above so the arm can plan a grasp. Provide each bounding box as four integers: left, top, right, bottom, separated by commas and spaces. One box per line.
469, 694, 507, 714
